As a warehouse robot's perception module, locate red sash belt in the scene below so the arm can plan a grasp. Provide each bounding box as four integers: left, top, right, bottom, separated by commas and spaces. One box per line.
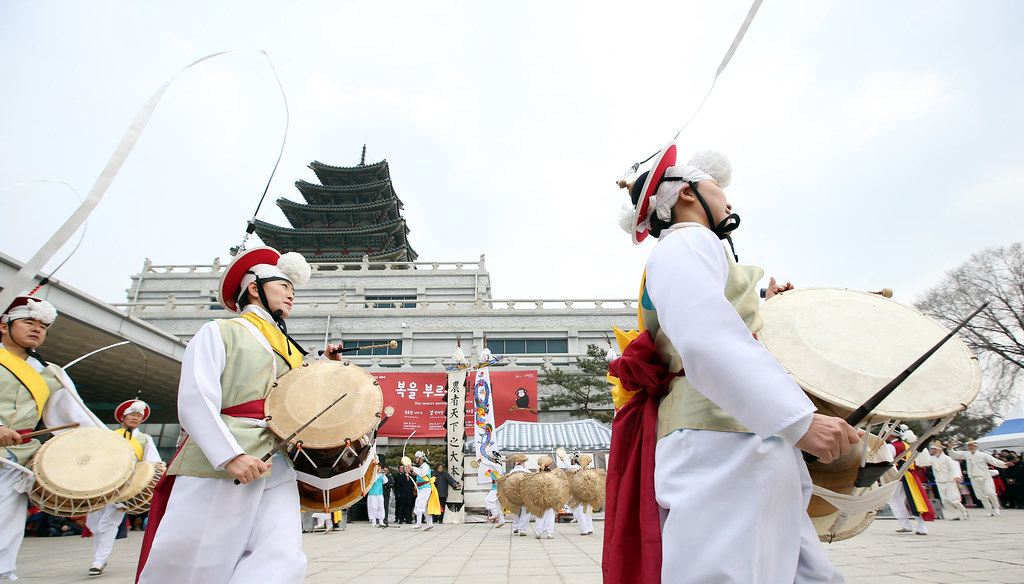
136, 398, 267, 582
603, 331, 682, 584
220, 399, 266, 419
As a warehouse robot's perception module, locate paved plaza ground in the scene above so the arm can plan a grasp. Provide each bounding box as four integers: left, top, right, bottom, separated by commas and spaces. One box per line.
12, 509, 1024, 583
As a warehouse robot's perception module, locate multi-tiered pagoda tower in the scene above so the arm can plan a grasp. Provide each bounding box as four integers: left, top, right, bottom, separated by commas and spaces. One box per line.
254, 153, 417, 263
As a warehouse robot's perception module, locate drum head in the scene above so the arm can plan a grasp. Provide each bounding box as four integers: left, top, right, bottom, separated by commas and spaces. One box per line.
266, 360, 383, 448
759, 288, 982, 421
33, 427, 136, 498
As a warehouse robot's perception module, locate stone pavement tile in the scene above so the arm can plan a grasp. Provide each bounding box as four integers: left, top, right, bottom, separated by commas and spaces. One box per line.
455, 576, 510, 584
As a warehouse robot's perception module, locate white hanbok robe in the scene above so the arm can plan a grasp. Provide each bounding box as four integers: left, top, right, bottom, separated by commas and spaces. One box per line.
645, 225, 843, 584
137, 306, 305, 584
1, 354, 103, 581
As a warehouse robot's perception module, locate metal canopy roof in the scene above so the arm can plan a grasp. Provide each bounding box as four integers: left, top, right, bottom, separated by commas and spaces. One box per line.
2, 253, 186, 424
494, 419, 612, 453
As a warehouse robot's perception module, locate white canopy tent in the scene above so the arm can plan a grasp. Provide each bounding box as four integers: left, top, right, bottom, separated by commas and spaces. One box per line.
976, 403, 1024, 452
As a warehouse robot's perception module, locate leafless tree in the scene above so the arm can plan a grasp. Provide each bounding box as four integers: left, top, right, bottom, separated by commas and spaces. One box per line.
915, 242, 1023, 416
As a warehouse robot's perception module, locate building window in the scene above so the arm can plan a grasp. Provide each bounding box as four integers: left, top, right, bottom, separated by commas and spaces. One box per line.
342, 340, 403, 356
486, 339, 568, 354
365, 294, 416, 308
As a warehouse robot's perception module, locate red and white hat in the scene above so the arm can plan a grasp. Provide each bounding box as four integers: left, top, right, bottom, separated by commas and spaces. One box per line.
619, 143, 732, 245
218, 247, 311, 313
114, 399, 150, 423
1, 295, 57, 325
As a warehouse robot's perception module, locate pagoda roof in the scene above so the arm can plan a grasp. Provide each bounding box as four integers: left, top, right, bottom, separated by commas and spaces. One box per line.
294, 179, 402, 207
253, 217, 409, 238
308, 159, 391, 187
276, 197, 402, 228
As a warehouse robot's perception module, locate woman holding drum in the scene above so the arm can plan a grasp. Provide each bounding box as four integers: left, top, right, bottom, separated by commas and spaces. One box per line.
0, 295, 105, 581
137, 247, 327, 584
605, 143, 861, 584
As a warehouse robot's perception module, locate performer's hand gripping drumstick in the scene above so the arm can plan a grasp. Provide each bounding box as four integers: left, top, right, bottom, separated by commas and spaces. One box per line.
319, 340, 398, 359
0, 423, 80, 446
232, 392, 348, 485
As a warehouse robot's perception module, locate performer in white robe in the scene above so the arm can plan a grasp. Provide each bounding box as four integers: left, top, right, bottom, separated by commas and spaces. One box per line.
611, 145, 861, 584
561, 453, 594, 536
949, 438, 1008, 516
506, 454, 532, 536
478, 455, 506, 527
411, 451, 434, 530
86, 400, 163, 576
928, 442, 968, 520
0, 295, 104, 581
137, 247, 323, 584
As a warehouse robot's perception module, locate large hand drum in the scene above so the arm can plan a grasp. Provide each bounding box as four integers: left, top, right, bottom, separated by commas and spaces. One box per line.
759, 288, 982, 541
266, 360, 383, 512
115, 461, 166, 514
28, 427, 137, 517
759, 288, 981, 423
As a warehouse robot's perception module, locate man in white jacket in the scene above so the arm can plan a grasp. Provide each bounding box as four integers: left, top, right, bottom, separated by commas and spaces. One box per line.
949, 438, 1007, 516
928, 442, 967, 520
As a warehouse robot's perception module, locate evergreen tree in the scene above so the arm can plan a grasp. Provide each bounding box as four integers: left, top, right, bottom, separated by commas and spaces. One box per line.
539, 344, 614, 423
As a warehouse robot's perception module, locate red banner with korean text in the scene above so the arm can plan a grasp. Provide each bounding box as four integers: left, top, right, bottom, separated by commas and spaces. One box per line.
375, 370, 537, 438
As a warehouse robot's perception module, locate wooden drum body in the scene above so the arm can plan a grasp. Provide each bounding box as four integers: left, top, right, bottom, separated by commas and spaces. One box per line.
115, 461, 166, 514
28, 427, 137, 517
759, 288, 982, 542
266, 360, 383, 512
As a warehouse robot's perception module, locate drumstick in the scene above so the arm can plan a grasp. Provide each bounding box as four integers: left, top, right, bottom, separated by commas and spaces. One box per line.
19, 423, 79, 440
233, 393, 348, 485
805, 301, 988, 465
317, 340, 398, 357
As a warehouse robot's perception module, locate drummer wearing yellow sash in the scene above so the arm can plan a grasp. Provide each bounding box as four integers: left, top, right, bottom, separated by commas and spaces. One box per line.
137, 247, 315, 584
604, 144, 862, 584
86, 400, 162, 576
0, 295, 104, 581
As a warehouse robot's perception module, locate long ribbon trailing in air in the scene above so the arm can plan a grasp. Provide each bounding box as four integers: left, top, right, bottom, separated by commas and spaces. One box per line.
0, 49, 289, 311
619, 0, 764, 180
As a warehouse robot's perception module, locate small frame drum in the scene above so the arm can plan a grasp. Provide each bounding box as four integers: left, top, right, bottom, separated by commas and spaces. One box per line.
115, 461, 166, 514
266, 360, 383, 512
28, 427, 137, 518
759, 288, 983, 542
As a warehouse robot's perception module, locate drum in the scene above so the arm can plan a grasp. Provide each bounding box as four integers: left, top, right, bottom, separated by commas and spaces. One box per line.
759, 288, 983, 541
28, 427, 137, 518
115, 461, 166, 514
266, 360, 383, 512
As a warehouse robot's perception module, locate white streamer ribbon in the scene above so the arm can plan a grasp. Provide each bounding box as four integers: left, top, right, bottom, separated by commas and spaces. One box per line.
0, 49, 283, 311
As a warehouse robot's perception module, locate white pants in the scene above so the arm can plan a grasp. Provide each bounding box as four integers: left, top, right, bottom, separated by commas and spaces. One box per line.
655, 430, 844, 584
138, 453, 306, 584
571, 504, 593, 534
0, 471, 27, 579
535, 508, 555, 536
889, 485, 927, 533
935, 481, 967, 519
413, 488, 432, 525
513, 506, 531, 532
86, 506, 126, 567
484, 490, 504, 523
969, 474, 1001, 512
366, 495, 385, 525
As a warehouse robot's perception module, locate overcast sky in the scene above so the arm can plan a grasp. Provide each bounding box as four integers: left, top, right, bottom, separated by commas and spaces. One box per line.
2, 1, 1022, 309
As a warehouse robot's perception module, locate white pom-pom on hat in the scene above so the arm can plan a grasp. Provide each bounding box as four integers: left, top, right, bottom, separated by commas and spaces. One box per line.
276, 252, 311, 288
686, 150, 732, 188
